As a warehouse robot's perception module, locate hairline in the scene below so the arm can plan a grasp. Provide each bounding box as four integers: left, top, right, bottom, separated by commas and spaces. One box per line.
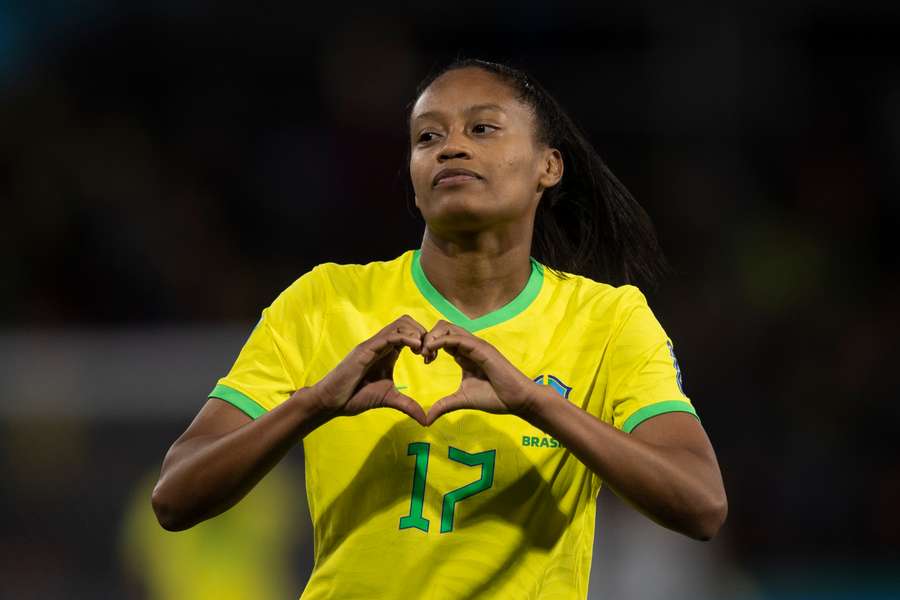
407, 66, 546, 148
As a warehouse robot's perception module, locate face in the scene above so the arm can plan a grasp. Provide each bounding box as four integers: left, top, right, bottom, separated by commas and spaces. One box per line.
409, 67, 562, 235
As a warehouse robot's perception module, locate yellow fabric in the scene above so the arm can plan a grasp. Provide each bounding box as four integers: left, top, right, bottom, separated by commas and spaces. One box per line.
212, 249, 695, 600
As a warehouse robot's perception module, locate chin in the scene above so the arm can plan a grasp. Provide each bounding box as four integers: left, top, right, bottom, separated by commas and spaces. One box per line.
422, 195, 506, 232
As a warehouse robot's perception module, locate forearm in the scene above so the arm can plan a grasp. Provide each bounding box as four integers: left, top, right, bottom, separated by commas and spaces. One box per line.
523, 390, 726, 540
153, 387, 331, 530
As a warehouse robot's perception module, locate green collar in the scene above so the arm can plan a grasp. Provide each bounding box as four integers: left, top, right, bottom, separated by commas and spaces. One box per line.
410, 249, 544, 332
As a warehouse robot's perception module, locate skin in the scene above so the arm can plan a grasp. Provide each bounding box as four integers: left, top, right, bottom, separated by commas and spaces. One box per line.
409, 67, 562, 319
152, 67, 727, 541
407, 68, 727, 539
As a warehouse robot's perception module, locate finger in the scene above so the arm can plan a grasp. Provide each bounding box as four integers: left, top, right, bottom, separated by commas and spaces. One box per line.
420, 321, 450, 363
359, 332, 422, 365
396, 314, 428, 338
382, 389, 428, 426
425, 392, 470, 426
390, 315, 428, 354
385, 331, 424, 354
425, 334, 488, 367
421, 320, 465, 364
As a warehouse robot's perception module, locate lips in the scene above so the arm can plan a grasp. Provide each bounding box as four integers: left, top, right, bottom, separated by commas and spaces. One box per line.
432, 168, 483, 187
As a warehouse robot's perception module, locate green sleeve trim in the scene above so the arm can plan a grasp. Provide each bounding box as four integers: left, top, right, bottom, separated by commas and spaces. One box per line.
209, 384, 268, 420
622, 400, 699, 434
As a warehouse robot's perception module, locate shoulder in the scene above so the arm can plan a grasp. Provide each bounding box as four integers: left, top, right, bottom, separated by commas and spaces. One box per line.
542, 265, 649, 326
315, 251, 411, 280
279, 250, 413, 304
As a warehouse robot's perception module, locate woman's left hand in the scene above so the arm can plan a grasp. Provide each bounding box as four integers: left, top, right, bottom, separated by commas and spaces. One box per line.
421, 320, 542, 425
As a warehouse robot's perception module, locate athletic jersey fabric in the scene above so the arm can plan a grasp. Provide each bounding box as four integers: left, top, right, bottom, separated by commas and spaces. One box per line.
210, 249, 697, 600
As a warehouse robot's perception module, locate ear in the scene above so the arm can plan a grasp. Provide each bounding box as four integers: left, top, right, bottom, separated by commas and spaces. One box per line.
537, 148, 563, 190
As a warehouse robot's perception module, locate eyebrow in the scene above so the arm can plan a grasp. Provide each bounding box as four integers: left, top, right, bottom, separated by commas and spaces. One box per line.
412, 103, 506, 123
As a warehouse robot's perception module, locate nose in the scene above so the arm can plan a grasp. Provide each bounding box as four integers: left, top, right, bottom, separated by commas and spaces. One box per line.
438, 130, 472, 162
439, 148, 469, 161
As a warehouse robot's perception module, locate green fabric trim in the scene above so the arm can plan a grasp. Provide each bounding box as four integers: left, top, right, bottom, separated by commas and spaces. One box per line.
622, 400, 700, 434
411, 249, 544, 332
209, 384, 267, 420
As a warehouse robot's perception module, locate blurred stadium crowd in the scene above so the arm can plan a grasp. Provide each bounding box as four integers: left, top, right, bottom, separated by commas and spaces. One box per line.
1, 2, 898, 598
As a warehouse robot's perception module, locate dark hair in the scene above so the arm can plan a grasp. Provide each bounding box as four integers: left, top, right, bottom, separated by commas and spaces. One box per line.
404, 58, 669, 289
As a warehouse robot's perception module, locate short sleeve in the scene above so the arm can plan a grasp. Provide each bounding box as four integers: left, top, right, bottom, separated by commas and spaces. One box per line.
605, 287, 699, 433
209, 266, 329, 419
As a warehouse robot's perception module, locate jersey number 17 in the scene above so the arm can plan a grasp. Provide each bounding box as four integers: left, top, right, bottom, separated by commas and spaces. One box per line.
398, 442, 496, 534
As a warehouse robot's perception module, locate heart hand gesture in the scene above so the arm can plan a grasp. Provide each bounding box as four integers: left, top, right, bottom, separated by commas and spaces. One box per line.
420, 320, 540, 426
309, 317, 542, 428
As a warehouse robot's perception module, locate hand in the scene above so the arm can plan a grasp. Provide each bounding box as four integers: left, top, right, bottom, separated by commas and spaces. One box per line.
421, 320, 541, 426
309, 315, 428, 425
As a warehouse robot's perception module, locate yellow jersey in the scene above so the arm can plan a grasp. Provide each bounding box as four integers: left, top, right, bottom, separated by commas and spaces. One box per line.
210, 249, 697, 600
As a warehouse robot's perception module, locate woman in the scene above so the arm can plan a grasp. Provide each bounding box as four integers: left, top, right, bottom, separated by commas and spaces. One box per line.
152, 59, 727, 599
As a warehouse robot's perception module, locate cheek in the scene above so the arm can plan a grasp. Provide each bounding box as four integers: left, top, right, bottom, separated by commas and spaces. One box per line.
409, 155, 429, 191
491, 150, 537, 193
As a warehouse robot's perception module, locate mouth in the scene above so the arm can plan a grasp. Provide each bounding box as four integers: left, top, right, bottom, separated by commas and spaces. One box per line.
432, 168, 483, 188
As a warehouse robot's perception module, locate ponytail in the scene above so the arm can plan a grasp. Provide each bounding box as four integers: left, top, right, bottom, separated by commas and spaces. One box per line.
407, 58, 669, 288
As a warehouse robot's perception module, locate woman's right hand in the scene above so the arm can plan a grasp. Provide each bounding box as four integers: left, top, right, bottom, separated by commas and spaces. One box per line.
306, 315, 428, 425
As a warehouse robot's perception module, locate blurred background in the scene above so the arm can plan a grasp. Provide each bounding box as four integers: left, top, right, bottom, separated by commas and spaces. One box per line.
1, 1, 898, 598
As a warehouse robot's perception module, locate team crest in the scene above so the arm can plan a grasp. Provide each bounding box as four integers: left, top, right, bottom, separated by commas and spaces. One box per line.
533, 374, 572, 399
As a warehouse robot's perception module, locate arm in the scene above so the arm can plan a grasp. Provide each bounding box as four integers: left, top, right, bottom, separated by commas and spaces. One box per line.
151, 389, 331, 531
152, 315, 429, 531
421, 319, 727, 541
524, 393, 727, 540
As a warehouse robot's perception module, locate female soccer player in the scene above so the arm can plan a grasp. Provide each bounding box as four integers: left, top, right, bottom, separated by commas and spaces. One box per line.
152, 59, 727, 599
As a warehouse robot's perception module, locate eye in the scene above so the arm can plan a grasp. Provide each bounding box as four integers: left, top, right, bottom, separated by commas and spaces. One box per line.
472, 123, 498, 135
417, 131, 439, 144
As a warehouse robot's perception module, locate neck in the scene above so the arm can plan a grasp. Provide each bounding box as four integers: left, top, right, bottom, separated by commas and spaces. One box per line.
418, 226, 534, 320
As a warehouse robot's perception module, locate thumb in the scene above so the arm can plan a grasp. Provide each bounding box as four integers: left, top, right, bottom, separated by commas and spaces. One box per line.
425, 392, 470, 426
381, 388, 428, 426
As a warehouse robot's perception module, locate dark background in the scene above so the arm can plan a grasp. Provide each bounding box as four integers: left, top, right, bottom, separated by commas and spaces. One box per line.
1, 1, 898, 598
